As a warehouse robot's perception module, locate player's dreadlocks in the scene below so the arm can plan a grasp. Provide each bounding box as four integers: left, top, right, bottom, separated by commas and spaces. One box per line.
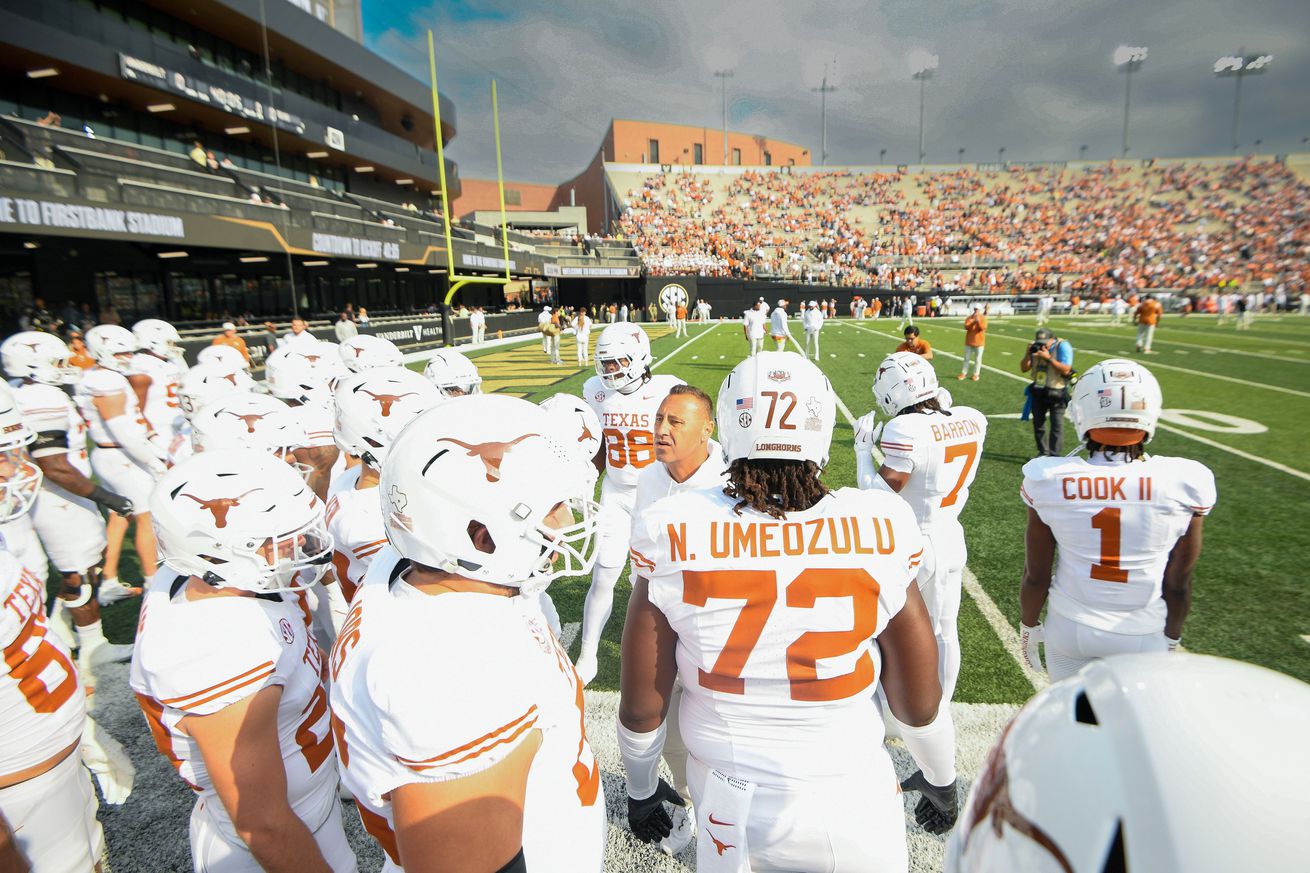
1084, 438, 1147, 462
724, 458, 829, 520
902, 396, 951, 417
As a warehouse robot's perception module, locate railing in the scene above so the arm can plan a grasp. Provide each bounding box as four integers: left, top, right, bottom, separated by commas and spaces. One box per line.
118, 178, 286, 222
0, 161, 77, 197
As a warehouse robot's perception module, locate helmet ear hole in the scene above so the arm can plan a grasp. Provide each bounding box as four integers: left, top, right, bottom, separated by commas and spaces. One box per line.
467, 520, 496, 554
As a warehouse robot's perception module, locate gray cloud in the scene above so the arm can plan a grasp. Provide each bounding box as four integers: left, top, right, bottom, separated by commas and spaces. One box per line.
367, 0, 1310, 184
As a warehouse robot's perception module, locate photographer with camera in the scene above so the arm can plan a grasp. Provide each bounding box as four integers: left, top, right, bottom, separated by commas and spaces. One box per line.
1020, 326, 1074, 456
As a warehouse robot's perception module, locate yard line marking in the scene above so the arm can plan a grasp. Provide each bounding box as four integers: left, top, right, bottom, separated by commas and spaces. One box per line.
964, 569, 1046, 691
786, 335, 867, 446
845, 321, 1310, 483
651, 322, 719, 372
1006, 318, 1310, 365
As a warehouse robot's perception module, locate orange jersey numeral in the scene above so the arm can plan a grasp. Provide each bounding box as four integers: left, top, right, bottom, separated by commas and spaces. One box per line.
1090, 507, 1129, 583
601, 428, 656, 469
940, 441, 980, 508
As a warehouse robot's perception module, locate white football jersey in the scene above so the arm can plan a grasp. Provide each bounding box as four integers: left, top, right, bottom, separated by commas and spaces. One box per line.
324, 467, 385, 596
130, 572, 339, 845
290, 401, 336, 449
582, 373, 681, 489
130, 352, 183, 441
74, 367, 152, 445
329, 549, 606, 871
13, 381, 91, 478
630, 486, 924, 786
1021, 453, 1217, 634
877, 406, 988, 529
0, 549, 85, 775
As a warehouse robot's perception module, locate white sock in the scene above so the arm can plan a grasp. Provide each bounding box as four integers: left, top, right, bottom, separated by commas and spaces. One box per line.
77, 619, 108, 657
579, 563, 623, 659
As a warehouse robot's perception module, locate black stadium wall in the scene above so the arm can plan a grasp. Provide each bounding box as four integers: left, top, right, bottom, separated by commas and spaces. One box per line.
643, 277, 896, 314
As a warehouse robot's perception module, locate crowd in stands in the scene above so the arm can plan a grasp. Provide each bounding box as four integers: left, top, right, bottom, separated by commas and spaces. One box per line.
618, 159, 1310, 298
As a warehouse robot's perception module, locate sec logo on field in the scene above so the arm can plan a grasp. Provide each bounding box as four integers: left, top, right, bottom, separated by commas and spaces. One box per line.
279, 618, 295, 646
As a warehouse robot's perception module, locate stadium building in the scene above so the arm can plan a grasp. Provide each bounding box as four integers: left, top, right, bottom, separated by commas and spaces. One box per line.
0, 0, 636, 330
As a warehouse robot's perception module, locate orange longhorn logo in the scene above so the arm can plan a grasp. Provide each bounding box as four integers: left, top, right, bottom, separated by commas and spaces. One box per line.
181, 488, 262, 528
219, 410, 268, 433
576, 414, 594, 444
351, 345, 366, 358
442, 434, 539, 482
708, 831, 735, 856
361, 390, 418, 416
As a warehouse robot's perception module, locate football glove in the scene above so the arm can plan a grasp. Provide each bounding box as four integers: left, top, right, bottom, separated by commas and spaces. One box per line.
900, 769, 958, 834
88, 485, 133, 517
1020, 622, 1045, 673
81, 717, 135, 805
854, 412, 884, 453
627, 778, 685, 844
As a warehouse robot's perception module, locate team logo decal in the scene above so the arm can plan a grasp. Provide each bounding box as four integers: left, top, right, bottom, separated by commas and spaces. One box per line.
387, 485, 413, 532
575, 413, 595, 444
278, 618, 295, 645
767, 370, 790, 383
219, 410, 269, 434
181, 488, 261, 528
658, 283, 689, 310
359, 389, 418, 416
441, 434, 540, 483
738, 412, 752, 428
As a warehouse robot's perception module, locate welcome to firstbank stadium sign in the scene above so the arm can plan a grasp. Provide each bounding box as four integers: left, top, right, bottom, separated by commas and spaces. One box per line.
0, 196, 184, 238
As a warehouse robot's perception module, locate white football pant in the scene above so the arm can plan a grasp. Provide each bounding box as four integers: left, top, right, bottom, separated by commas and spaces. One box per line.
1136, 323, 1156, 351
576, 332, 590, 364
960, 345, 984, 377
749, 337, 763, 356
578, 479, 635, 660
32, 484, 107, 572
189, 795, 358, 872
803, 330, 820, 360
918, 524, 965, 705
1044, 611, 1169, 681
0, 750, 105, 873
90, 447, 157, 512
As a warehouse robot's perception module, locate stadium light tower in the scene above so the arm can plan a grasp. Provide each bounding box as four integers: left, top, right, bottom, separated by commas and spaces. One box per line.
1214, 50, 1273, 153
812, 64, 837, 165
1114, 45, 1148, 158
911, 54, 939, 164
714, 69, 734, 165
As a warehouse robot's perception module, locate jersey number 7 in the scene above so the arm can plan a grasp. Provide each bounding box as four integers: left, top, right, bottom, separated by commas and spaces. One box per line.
682, 568, 880, 702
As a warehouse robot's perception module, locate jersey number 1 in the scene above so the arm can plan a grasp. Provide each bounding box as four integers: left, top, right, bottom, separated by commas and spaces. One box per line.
1090, 507, 1129, 583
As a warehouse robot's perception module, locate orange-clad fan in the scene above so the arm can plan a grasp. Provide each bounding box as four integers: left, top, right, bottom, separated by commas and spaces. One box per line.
896, 325, 934, 360
960, 304, 988, 380
1135, 295, 1164, 353
211, 321, 251, 363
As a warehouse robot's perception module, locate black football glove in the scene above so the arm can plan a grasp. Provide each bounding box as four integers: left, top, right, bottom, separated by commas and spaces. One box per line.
900, 770, 958, 834
89, 485, 133, 517
627, 778, 685, 844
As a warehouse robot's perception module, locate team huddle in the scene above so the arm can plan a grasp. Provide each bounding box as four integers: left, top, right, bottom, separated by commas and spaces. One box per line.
0, 315, 1303, 873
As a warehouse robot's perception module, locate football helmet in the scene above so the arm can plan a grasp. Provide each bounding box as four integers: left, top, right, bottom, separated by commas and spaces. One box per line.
339, 334, 403, 372
594, 322, 652, 393
379, 395, 600, 594
132, 319, 184, 362
177, 363, 255, 419
85, 325, 138, 372
1, 331, 80, 385
196, 344, 251, 373
264, 348, 332, 407
190, 394, 309, 480
151, 449, 332, 593
422, 348, 483, 397
716, 351, 835, 468
538, 393, 602, 485
1070, 358, 1162, 445
307, 340, 348, 387
333, 367, 441, 469
0, 383, 41, 524
872, 351, 939, 417
947, 653, 1310, 873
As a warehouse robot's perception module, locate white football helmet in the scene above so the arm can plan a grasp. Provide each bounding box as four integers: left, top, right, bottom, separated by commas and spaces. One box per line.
85, 325, 138, 372
538, 393, 603, 484
190, 394, 309, 480
333, 368, 441, 469
422, 348, 483, 397
339, 335, 403, 372
716, 351, 835, 468
1070, 358, 1163, 445
0, 383, 41, 523
196, 344, 251, 373
132, 319, 184, 362
936, 386, 954, 410
177, 363, 255, 419
264, 348, 331, 407
872, 351, 940, 417
307, 341, 348, 387
379, 395, 600, 594
594, 322, 652, 393
947, 653, 1310, 873
151, 449, 332, 593
1, 331, 80, 385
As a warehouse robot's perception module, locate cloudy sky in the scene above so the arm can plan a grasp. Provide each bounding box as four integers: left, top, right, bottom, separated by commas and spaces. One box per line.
363, 0, 1310, 184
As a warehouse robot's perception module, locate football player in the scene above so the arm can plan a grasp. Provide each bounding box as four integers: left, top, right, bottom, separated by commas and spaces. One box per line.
172, 361, 257, 467
197, 342, 252, 374
855, 351, 988, 704
1018, 359, 1215, 680
338, 334, 403, 373
422, 347, 483, 397
265, 349, 340, 500
130, 318, 186, 455
327, 368, 440, 600
619, 352, 958, 872
131, 450, 355, 873
575, 322, 683, 685
77, 325, 164, 591
0, 381, 130, 872
329, 395, 606, 872
0, 332, 135, 668
947, 653, 1310, 872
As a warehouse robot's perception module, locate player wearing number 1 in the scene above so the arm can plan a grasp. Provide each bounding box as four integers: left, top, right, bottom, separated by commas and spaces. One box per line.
1018, 360, 1216, 681
575, 322, 682, 685
620, 352, 958, 872
130, 450, 355, 873
856, 351, 988, 705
